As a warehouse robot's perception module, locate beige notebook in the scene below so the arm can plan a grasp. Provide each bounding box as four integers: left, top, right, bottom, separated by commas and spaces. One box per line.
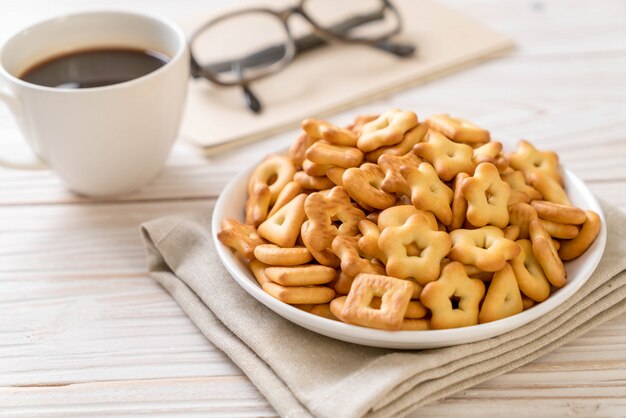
178, 0, 513, 153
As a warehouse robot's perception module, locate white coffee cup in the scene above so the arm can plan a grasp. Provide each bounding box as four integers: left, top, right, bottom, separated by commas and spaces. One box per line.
0, 11, 189, 197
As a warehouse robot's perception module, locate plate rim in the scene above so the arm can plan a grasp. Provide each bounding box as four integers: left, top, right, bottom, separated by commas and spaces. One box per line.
211, 150, 607, 349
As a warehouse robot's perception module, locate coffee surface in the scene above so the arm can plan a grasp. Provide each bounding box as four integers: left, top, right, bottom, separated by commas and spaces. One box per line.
20, 48, 168, 88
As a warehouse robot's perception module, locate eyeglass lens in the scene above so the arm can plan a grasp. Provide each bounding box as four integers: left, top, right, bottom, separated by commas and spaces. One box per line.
192, 11, 291, 85
303, 0, 399, 41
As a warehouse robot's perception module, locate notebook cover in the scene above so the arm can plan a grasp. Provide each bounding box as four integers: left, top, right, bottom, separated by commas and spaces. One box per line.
178, 0, 514, 154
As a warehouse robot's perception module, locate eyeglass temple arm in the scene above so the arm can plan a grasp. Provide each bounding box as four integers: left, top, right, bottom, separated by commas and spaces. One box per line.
191, 10, 414, 78
292, 11, 415, 57
372, 40, 415, 57
229, 61, 263, 113
189, 57, 264, 113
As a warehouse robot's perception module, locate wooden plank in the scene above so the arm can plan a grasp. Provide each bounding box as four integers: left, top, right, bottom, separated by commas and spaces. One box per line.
0, 200, 216, 275
0, 200, 248, 387
450, 0, 626, 56
0, 377, 277, 418
1, 311, 625, 418
416, 395, 626, 418
0, 274, 243, 386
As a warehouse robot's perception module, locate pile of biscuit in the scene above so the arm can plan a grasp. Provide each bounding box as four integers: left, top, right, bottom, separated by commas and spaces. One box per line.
218, 110, 601, 331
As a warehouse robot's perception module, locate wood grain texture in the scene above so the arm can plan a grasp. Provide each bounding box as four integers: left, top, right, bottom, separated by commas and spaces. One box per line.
0, 0, 625, 416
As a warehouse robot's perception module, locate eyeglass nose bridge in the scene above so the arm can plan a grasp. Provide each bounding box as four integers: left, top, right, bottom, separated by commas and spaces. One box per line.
276, 5, 303, 22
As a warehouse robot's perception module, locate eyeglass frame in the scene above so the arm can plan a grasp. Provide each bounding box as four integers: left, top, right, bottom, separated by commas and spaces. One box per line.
189, 0, 405, 87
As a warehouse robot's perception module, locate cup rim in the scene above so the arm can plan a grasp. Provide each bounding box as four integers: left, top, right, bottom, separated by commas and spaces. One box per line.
0, 9, 188, 93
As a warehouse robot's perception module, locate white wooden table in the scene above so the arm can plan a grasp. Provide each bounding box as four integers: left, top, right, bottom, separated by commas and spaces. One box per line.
1, 0, 625, 416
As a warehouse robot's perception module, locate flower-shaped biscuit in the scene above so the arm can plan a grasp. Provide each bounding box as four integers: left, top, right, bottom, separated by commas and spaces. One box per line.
461, 162, 511, 228
413, 130, 476, 181
509, 140, 562, 185
400, 162, 454, 225
449, 226, 520, 272
379, 214, 451, 285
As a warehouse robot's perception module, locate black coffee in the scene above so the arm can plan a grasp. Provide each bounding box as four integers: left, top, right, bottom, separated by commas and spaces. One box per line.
19, 48, 169, 89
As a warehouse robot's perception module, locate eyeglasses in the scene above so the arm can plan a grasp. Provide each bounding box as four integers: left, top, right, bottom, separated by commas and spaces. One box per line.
189, 0, 415, 113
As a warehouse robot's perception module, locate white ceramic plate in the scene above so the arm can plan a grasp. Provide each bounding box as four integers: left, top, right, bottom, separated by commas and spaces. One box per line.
212, 155, 606, 349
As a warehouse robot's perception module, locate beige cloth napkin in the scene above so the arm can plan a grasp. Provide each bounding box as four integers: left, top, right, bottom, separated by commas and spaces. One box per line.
178, 0, 513, 153
141, 200, 626, 418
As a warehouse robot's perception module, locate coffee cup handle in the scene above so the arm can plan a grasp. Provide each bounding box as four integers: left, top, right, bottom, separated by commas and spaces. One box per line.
0, 86, 48, 170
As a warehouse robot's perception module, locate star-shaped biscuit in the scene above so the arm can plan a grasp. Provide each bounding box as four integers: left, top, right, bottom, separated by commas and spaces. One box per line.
413, 130, 476, 181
